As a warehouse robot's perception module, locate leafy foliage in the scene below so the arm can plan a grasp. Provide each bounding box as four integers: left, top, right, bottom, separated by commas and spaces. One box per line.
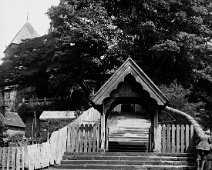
103, 0, 212, 86
160, 82, 203, 116
0, 0, 125, 101
103, 0, 212, 126
0, 0, 211, 128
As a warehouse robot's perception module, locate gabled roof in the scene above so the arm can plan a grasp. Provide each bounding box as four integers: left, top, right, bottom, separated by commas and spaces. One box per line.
91, 57, 168, 106
10, 22, 40, 44
0, 112, 25, 128
40, 111, 76, 121
4, 22, 40, 53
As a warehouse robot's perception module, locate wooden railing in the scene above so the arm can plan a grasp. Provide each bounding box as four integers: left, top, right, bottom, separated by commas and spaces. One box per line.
21, 97, 71, 107
66, 123, 100, 153
159, 124, 195, 153
3, 97, 71, 109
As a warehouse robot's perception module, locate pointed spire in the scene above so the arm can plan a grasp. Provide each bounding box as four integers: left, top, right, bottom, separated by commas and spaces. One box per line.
26, 12, 29, 22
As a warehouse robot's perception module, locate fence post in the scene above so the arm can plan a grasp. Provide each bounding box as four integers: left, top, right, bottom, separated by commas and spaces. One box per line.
158, 125, 161, 152
93, 124, 97, 152
171, 124, 176, 153
181, 124, 185, 153
66, 125, 71, 152
44, 97, 47, 105
6, 147, 11, 170
190, 125, 194, 152
84, 124, 88, 153
167, 124, 171, 153
79, 124, 84, 152
2, 147, 6, 170
88, 124, 92, 153
21, 146, 25, 170
11, 147, 16, 170
176, 124, 180, 153
185, 124, 190, 152
162, 124, 166, 153
16, 147, 20, 170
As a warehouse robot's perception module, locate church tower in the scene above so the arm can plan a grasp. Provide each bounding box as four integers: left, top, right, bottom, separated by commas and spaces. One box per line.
4, 21, 40, 58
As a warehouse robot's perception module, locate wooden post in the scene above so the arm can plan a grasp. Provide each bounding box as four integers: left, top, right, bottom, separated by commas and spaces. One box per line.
158, 124, 162, 152
153, 109, 160, 152
100, 113, 106, 151
34, 111, 37, 138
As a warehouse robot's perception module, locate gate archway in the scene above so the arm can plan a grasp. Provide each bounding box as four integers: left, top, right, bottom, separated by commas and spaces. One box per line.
91, 58, 168, 152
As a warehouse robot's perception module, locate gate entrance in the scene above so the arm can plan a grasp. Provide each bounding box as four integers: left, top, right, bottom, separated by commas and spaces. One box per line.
107, 104, 151, 152
91, 58, 168, 152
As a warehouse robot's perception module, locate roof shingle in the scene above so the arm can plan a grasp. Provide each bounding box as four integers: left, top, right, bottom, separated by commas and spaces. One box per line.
1, 112, 25, 128
10, 22, 40, 45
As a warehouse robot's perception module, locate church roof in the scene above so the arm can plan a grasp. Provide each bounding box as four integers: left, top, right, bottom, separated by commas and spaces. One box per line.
0, 112, 25, 128
4, 22, 39, 53
40, 111, 76, 121
91, 57, 168, 106
10, 22, 40, 44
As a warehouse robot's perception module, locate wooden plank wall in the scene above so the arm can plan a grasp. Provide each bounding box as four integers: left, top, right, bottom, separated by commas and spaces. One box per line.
160, 124, 195, 153
66, 123, 100, 153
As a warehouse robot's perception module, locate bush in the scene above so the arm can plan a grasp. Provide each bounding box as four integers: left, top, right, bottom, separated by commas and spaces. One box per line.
159, 82, 203, 124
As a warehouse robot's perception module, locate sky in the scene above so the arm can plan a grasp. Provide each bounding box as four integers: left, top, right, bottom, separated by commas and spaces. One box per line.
0, 0, 60, 63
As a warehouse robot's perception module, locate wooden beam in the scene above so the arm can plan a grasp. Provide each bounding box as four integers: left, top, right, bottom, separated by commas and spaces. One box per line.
153, 109, 160, 152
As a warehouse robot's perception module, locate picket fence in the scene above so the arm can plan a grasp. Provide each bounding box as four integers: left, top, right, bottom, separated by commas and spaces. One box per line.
159, 124, 195, 153
0, 146, 25, 170
0, 122, 100, 170
0, 125, 67, 170
66, 123, 100, 153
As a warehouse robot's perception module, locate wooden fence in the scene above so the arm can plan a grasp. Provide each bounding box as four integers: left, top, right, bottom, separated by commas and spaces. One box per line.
160, 124, 195, 153
66, 123, 100, 153
0, 122, 101, 169
0, 146, 26, 170
4, 97, 71, 110
21, 97, 71, 107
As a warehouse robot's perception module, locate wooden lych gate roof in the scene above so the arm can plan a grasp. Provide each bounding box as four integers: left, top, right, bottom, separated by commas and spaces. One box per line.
91, 57, 168, 107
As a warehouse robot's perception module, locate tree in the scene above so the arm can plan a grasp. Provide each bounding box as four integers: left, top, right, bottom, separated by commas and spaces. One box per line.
46, 0, 125, 94
103, 0, 212, 85
0, 0, 124, 104
0, 35, 55, 98
1, 0, 212, 124
159, 81, 204, 124
103, 0, 212, 126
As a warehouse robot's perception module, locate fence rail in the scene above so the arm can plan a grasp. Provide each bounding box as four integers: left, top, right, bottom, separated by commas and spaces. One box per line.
160, 124, 195, 153
4, 97, 71, 109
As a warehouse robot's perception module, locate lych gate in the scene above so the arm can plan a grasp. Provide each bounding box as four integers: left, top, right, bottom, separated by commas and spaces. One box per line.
1, 58, 210, 170
91, 58, 169, 152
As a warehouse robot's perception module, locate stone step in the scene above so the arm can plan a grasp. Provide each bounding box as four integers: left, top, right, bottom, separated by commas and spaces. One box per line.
63, 152, 195, 157
109, 141, 149, 145
63, 155, 195, 161
63, 153, 195, 160
53, 164, 196, 170
54, 164, 148, 169
61, 160, 195, 166
58, 152, 196, 170
108, 141, 149, 152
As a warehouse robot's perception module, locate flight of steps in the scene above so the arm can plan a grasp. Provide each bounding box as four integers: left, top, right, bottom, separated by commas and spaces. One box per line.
108, 118, 151, 152
52, 152, 196, 170
108, 141, 149, 152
